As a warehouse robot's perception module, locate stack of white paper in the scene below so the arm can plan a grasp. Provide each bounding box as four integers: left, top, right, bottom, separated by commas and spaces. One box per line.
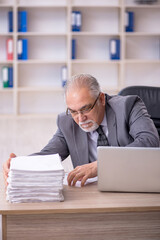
6, 154, 64, 203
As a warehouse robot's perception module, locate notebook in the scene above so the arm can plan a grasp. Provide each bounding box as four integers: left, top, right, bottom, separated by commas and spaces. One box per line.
97, 147, 160, 192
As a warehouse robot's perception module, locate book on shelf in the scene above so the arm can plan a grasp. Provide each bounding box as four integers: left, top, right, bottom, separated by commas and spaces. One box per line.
2, 66, 13, 88
72, 39, 76, 59
8, 11, 13, 32
18, 11, 28, 32
17, 39, 28, 60
125, 11, 134, 32
61, 66, 67, 87
71, 11, 81, 32
109, 39, 120, 60
6, 38, 13, 60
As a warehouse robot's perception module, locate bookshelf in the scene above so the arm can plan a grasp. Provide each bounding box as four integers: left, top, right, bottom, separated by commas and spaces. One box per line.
0, 0, 160, 116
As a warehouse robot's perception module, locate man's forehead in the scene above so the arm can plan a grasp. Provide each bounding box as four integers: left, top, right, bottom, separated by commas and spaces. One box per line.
66, 88, 93, 110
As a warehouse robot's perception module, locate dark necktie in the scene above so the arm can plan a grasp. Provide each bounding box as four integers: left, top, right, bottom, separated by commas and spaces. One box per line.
97, 125, 109, 146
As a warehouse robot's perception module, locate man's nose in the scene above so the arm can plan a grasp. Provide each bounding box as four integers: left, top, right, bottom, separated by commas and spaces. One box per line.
77, 112, 86, 122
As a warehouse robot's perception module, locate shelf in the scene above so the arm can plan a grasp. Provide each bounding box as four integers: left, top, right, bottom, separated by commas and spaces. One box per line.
17, 60, 67, 64
125, 60, 160, 63
0, 88, 14, 93
125, 5, 160, 9
71, 32, 121, 36
71, 59, 120, 64
17, 87, 64, 92
125, 32, 160, 36
17, 32, 67, 36
0, 0, 160, 116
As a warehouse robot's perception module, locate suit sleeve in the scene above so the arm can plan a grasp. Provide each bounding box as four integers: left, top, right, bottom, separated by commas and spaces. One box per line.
127, 97, 160, 147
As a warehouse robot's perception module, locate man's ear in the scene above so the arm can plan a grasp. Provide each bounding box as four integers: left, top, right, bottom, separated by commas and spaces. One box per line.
99, 92, 105, 106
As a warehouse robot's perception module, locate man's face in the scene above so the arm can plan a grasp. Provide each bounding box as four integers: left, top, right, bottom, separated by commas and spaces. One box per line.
66, 87, 105, 132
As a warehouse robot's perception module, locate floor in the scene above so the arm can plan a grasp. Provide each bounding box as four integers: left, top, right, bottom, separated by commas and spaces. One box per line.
0, 116, 73, 240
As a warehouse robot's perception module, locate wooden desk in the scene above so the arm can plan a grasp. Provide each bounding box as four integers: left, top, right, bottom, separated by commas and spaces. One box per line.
1, 173, 160, 240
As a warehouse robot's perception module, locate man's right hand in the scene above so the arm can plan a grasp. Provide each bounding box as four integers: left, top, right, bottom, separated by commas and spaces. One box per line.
3, 153, 16, 187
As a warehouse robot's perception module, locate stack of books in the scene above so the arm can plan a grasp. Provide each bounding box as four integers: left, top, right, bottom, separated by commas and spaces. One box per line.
6, 154, 64, 203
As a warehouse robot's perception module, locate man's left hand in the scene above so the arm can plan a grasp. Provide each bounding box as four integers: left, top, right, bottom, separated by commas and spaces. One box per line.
67, 161, 97, 187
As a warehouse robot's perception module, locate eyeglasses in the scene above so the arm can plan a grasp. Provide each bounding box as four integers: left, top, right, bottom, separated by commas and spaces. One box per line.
66, 93, 100, 117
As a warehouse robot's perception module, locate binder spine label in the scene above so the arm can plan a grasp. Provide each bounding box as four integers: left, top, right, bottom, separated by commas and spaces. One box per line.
111, 40, 116, 55
2, 67, 8, 82
8, 40, 13, 54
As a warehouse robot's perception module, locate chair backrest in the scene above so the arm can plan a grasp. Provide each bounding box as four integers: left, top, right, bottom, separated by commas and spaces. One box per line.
118, 86, 160, 137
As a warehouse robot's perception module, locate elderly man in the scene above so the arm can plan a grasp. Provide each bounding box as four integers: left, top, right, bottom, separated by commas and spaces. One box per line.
3, 74, 159, 187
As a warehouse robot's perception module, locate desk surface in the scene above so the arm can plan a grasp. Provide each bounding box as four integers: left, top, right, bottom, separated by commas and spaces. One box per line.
1, 173, 160, 215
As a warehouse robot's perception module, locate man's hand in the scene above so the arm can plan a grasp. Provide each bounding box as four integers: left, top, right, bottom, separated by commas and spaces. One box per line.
3, 153, 16, 187
67, 161, 97, 187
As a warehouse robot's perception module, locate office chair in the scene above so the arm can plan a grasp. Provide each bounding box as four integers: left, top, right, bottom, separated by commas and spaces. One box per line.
118, 86, 160, 137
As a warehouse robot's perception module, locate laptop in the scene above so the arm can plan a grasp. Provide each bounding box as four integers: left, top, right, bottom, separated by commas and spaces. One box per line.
97, 147, 160, 192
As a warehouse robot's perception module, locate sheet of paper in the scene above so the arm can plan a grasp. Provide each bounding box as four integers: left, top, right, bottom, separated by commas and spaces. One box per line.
10, 154, 64, 172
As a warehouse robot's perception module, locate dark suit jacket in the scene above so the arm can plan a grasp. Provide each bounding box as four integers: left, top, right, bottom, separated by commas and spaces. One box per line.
34, 94, 159, 168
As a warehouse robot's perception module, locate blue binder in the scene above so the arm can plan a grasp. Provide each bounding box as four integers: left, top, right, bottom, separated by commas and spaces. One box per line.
71, 11, 82, 32
22, 39, 28, 59
21, 11, 27, 32
125, 11, 134, 32
109, 39, 120, 60
72, 39, 76, 59
18, 11, 27, 32
8, 67, 13, 88
18, 12, 21, 32
61, 66, 67, 87
8, 11, 13, 32
18, 39, 28, 60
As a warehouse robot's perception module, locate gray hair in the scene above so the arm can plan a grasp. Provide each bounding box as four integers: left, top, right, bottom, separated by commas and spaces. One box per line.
64, 74, 101, 98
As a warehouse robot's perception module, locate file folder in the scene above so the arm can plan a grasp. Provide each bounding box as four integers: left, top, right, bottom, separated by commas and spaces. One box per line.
22, 39, 28, 59
71, 11, 82, 32
2, 67, 9, 88
61, 66, 67, 87
7, 39, 13, 60
8, 11, 13, 32
109, 39, 120, 60
18, 11, 27, 32
17, 39, 28, 60
125, 11, 134, 32
72, 39, 76, 59
8, 67, 13, 88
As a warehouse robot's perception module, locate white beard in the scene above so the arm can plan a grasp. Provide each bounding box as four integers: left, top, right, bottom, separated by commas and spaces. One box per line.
79, 120, 99, 132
